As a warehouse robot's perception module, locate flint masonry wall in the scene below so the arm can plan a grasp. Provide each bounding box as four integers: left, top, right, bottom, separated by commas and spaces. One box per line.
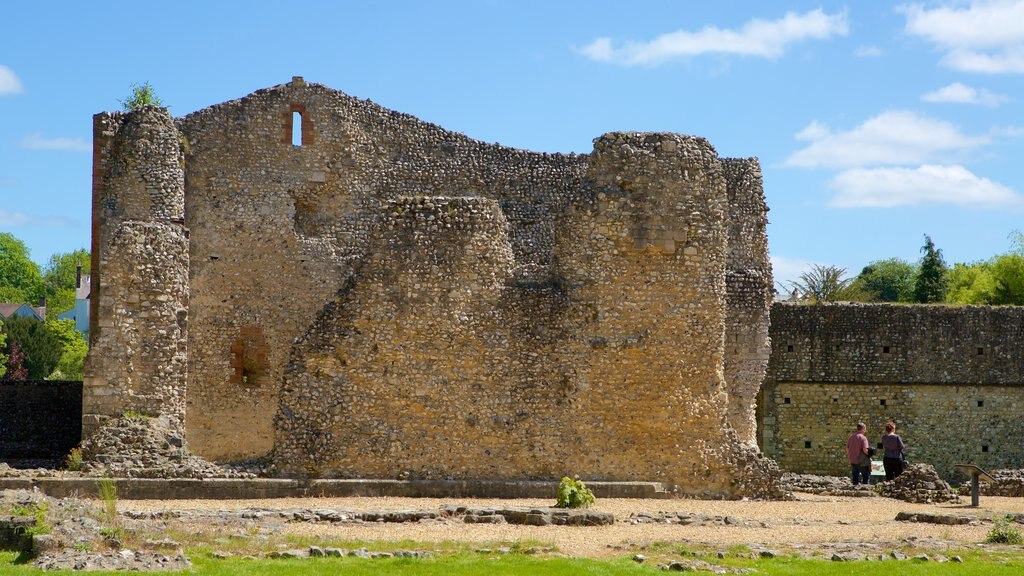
760, 303, 1024, 479
722, 159, 772, 446
87, 78, 779, 497
84, 108, 189, 435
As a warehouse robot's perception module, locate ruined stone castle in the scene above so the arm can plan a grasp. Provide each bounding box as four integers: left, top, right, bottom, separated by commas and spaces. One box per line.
84, 77, 780, 498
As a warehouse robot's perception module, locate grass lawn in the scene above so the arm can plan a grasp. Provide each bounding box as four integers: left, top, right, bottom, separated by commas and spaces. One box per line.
3, 549, 1024, 575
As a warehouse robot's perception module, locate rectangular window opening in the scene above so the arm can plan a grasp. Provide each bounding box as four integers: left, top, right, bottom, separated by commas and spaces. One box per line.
783, 397, 791, 404
880, 399, 886, 406
804, 440, 812, 449
982, 445, 989, 453
786, 344, 794, 353
882, 345, 891, 354
292, 111, 303, 146
977, 347, 985, 355
978, 400, 984, 407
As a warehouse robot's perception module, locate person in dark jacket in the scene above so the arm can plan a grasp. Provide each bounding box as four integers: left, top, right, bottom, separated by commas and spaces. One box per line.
881, 421, 906, 480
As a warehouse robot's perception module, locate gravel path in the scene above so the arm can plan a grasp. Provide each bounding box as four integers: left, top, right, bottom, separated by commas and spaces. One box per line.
117, 493, 1024, 557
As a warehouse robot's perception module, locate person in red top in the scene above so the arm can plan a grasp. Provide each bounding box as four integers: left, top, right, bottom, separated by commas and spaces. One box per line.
846, 422, 870, 485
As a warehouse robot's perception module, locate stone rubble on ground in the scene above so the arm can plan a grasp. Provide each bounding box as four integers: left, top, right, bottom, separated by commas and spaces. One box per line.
876, 464, 960, 504
78, 416, 257, 479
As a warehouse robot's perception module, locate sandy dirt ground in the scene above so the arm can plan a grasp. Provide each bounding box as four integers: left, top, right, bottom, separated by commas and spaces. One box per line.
116, 493, 1024, 557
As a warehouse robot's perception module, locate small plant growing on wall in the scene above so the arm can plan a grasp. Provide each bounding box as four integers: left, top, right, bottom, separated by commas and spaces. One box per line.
556, 476, 595, 509
119, 81, 164, 111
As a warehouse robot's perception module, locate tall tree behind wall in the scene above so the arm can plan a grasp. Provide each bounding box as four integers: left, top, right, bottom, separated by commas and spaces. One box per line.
914, 235, 948, 303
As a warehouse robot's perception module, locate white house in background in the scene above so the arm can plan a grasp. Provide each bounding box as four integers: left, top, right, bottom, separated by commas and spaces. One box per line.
57, 266, 90, 336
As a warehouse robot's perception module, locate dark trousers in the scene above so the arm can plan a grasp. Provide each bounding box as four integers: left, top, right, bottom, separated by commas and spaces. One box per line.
851, 463, 870, 485
883, 457, 905, 481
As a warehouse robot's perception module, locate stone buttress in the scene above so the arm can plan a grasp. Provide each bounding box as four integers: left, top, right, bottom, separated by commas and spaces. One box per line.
83, 107, 189, 435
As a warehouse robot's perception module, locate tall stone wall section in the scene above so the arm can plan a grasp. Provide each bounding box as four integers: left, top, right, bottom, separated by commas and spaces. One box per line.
761, 303, 1024, 479
83, 107, 189, 435
722, 159, 772, 446
88, 78, 780, 498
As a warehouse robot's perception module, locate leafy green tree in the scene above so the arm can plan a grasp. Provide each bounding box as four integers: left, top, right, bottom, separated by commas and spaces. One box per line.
855, 258, 917, 302
119, 81, 164, 110
42, 249, 90, 315
1, 315, 62, 380
44, 318, 88, 380
991, 253, 1024, 305
914, 235, 948, 303
0, 232, 43, 305
789, 264, 863, 303
946, 262, 998, 305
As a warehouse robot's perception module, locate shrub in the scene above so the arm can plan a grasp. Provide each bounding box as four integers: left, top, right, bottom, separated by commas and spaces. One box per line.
556, 476, 595, 509
987, 515, 1023, 544
12, 501, 50, 536
64, 447, 83, 471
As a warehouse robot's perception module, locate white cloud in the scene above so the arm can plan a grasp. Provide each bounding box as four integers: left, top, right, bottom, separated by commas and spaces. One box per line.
901, 1, 1024, 73
20, 132, 91, 152
0, 208, 33, 226
794, 120, 830, 141
922, 82, 1008, 106
854, 45, 882, 57
0, 208, 77, 227
829, 164, 1024, 208
785, 111, 988, 168
578, 8, 848, 66
0, 65, 22, 95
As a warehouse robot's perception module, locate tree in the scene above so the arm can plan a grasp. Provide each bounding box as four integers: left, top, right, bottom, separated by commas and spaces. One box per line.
991, 253, 1024, 305
119, 81, 164, 110
0, 232, 43, 304
5, 341, 27, 381
44, 317, 88, 380
42, 248, 90, 315
946, 262, 998, 305
855, 258, 917, 302
914, 235, 948, 303
789, 264, 861, 303
1, 315, 62, 380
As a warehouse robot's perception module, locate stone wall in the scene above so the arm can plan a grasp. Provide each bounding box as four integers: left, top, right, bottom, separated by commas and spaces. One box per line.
0, 381, 81, 461
722, 159, 772, 446
760, 303, 1024, 479
83, 108, 189, 435
87, 78, 779, 497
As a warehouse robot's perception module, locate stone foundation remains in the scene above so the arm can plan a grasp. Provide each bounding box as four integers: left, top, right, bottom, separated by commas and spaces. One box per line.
84, 78, 779, 498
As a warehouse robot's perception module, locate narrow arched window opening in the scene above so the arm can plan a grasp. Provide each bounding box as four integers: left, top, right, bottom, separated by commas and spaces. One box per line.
292, 111, 303, 146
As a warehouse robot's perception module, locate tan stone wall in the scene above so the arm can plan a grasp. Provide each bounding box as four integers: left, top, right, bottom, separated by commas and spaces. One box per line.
273, 132, 778, 496
762, 382, 1024, 479
722, 159, 771, 446
176, 79, 591, 459
761, 303, 1024, 480
89, 79, 780, 497
84, 108, 188, 434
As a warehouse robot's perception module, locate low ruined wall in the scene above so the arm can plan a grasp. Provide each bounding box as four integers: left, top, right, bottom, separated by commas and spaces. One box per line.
761, 303, 1024, 479
0, 381, 81, 461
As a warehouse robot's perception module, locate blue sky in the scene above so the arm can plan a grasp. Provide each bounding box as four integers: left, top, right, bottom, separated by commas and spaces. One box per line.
2, 1, 1023, 287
